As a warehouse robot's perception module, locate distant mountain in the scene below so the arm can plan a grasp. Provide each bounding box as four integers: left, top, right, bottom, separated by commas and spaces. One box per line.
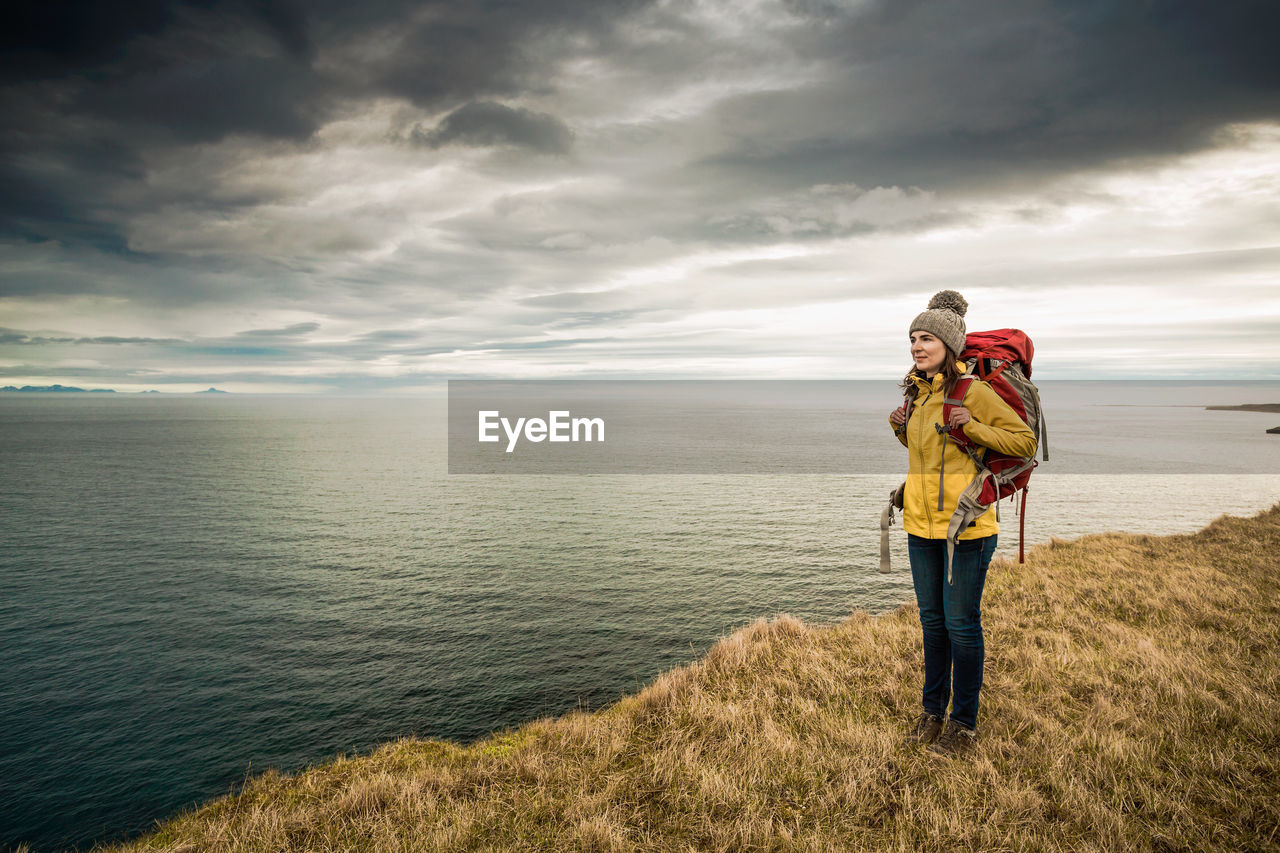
0, 385, 230, 394
1, 384, 115, 393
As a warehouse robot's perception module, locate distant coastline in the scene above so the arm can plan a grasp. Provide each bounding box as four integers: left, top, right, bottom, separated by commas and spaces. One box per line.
1205, 403, 1280, 413
1206, 403, 1280, 432
1, 384, 116, 393
1, 385, 228, 394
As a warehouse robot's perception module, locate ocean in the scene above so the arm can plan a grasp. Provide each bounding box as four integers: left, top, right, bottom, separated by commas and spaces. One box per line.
2, 382, 1278, 851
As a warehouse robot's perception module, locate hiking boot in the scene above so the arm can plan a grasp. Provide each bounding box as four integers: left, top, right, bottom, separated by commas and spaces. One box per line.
927, 719, 978, 759
905, 712, 945, 745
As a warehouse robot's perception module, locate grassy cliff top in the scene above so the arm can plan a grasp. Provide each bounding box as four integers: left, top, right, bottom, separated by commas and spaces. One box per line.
107, 506, 1280, 853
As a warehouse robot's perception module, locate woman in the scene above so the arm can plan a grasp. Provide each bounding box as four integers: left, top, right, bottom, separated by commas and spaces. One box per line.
888, 290, 1037, 758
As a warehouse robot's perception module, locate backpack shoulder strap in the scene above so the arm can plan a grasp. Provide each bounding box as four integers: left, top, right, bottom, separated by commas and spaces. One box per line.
943, 374, 977, 449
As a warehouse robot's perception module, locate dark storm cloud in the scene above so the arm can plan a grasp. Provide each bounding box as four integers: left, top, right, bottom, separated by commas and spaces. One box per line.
3, 1, 324, 144
361, 0, 650, 109
0, 0, 649, 247
81, 56, 324, 144
1, 1, 175, 82
248, 0, 315, 62
0, 1, 325, 247
1, 0, 314, 80
413, 102, 573, 154
703, 0, 1280, 191
0, 122, 146, 248
6, 0, 1277, 248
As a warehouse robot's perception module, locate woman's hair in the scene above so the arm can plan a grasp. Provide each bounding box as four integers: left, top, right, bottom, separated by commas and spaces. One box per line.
899, 349, 963, 401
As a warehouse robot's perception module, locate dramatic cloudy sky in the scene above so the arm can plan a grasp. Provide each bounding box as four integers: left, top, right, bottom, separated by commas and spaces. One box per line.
2, 0, 1278, 391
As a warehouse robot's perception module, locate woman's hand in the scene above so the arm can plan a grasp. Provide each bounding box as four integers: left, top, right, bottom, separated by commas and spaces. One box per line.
890, 405, 907, 425
947, 406, 971, 428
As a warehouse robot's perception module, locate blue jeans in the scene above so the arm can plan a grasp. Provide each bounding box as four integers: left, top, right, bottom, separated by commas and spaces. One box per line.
908, 533, 997, 731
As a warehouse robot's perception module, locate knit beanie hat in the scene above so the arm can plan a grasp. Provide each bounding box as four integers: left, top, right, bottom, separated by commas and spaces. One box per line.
910, 290, 968, 358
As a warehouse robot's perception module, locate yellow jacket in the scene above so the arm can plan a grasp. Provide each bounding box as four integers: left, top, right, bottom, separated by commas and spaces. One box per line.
889, 362, 1038, 540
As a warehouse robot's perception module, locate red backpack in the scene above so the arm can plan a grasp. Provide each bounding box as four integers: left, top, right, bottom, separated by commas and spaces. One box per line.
944, 329, 1047, 564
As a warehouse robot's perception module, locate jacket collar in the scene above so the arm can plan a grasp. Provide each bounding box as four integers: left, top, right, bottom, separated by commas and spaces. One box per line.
911, 360, 967, 392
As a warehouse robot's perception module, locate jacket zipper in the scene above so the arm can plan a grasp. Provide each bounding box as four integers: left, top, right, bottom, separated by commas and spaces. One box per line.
915, 382, 935, 537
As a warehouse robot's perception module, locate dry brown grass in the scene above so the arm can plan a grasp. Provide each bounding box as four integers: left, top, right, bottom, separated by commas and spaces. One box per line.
110, 505, 1280, 852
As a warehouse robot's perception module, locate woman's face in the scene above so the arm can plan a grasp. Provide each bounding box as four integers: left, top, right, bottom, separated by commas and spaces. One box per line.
910, 331, 948, 377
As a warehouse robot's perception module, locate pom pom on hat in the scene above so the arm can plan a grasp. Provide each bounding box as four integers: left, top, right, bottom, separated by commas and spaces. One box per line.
927, 289, 967, 318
